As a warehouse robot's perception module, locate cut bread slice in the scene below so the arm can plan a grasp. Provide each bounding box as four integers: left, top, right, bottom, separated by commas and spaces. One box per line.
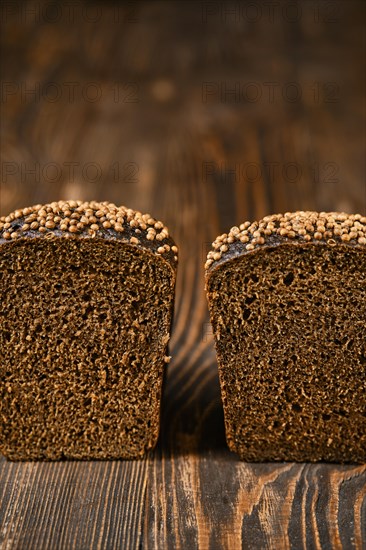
0, 200, 177, 460
205, 211, 366, 462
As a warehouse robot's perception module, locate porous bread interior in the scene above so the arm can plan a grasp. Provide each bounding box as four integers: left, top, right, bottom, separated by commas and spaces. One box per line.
0, 238, 175, 460
206, 243, 366, 462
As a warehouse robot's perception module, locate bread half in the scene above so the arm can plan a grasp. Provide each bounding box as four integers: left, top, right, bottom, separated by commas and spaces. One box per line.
205, 211, 366, 462
0, 200, 177, 460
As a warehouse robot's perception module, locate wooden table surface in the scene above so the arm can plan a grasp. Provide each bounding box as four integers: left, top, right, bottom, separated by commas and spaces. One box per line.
1, 1, 365, 548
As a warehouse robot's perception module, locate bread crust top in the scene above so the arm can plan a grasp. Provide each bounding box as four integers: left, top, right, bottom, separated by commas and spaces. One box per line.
205, 211, 366, 272
0, 200, 178, 267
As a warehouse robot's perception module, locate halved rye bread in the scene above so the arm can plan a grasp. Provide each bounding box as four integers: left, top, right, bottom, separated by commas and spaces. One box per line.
0, 200, 177, 460
205, 211, 366, 462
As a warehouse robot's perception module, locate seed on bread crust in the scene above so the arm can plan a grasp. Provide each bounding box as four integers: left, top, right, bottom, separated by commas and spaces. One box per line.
0, 200, 178, 262
205, 211, 366, 269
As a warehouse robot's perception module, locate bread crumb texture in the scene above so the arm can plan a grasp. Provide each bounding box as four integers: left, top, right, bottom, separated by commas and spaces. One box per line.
205, 211, 366, 269
0, 201, 177, 460
206, 211, 366, 462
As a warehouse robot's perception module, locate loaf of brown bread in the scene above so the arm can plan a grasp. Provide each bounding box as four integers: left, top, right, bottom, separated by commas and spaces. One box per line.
0, 200, 177, 460
205, 211, 366, 462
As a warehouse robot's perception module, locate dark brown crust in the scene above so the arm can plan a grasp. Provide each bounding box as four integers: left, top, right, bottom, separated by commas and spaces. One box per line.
205, 211, 366, 273
0, 200, 178, 267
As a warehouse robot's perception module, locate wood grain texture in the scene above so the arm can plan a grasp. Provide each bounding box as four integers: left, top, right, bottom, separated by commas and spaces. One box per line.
0, 1, 365, 548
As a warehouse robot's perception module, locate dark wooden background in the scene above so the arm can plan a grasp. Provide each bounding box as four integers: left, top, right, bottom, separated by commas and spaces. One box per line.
1, 1, 365, 548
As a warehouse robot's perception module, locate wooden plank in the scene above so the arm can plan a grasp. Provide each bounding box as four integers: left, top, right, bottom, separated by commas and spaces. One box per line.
146, 458, 366, 549
0, 458, 149, 549
0, 1, 365, 549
